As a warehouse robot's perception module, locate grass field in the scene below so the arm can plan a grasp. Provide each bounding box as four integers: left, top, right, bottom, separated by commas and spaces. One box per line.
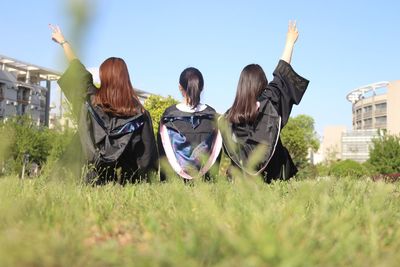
0, 175, 399, 267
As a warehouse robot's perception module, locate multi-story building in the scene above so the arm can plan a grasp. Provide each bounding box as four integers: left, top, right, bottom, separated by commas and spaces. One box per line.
347, 81, 400, 133
317, 80, 400, 163
0, 54, 60, 126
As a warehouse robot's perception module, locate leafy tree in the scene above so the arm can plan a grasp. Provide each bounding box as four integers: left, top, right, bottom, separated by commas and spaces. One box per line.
368, 133, 400, 174
144, 95, 179, 134
280, 114, 319, 168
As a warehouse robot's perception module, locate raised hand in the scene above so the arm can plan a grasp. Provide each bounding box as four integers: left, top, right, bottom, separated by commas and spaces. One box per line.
49, 24, 76, 62
281, 20, 299, 64
49, 24, 66, 44
286, 20, 299, 46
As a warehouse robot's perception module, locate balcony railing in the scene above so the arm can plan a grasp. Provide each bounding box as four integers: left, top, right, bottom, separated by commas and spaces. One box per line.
363, 111, 372, 118
375, 109, 387, 116
375, 123, 386, 129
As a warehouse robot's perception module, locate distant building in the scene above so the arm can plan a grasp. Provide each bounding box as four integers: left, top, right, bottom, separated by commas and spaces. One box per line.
341, 129, 379, 162
347, 81, 400, 134
317, 80, 400, 163
317, 126, 347, 162
0, 54, 60, 126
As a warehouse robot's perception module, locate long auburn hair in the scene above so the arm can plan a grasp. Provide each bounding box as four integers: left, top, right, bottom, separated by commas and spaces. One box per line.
92, 57, 143, 117
227, 64, 268, 124
179, 67, 204, 108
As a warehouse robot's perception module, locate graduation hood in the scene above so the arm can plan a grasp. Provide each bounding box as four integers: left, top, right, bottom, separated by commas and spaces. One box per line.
85, 103, 145, 163
159, 105, 222, 180
220, 98, 281, 176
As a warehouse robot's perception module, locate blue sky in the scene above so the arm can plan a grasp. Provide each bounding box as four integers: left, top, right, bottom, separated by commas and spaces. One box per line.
1, 0, 399, 134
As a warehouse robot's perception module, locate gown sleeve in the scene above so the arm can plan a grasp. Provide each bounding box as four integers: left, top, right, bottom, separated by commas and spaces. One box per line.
263, 60, 309, 128
136, 110, 159, 175
57, 59, 97, 119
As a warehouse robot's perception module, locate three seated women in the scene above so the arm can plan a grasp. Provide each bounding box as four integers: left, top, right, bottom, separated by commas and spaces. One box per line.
51, 21, 308, 184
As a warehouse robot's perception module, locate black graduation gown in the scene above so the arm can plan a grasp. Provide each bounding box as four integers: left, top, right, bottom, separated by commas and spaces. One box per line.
157, 105, 222, 181
221, 60, 309, 182
57, 59, 158, 184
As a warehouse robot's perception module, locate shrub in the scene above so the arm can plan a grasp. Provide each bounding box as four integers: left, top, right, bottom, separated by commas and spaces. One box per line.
328, 159, 369, 178
0, 116, 74, 176
368, 133, 400, 174
143, 95, 179, 134
295, 163, 319, 180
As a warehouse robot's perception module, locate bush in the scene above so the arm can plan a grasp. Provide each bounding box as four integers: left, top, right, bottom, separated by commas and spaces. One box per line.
295, 163, 319, 180
315, 163, 330, 177
144, 95, 179, 134
328, 160, 369, 178
368, 133, 400, 174
0, 116, 74, 176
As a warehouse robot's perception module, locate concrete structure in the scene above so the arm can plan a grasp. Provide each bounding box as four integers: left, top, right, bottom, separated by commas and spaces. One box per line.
347, 80, 400, 134
316, 127, 379, 163
0, 54, 60, 126
320, 126, 347, 162
341, 130, 379, 162
318, 80, 400, 163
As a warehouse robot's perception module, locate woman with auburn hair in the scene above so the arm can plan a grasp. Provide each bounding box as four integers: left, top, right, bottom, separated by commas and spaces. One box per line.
158, 67, 222, 181
50, 25, 158, 184
221, 21, 309, 182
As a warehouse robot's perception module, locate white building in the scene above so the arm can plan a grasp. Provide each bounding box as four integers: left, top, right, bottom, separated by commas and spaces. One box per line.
0, 54, 60, 126
317, 80, 400, 163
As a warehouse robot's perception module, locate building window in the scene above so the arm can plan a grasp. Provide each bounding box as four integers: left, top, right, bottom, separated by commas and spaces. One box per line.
375, 102, 387, 109
0, 84, 4, 98
363, 105, 372, 112
375, 116, 387, 127
363, 105, 372, 118
364, 118, 372, 129
375, 102, 387, 115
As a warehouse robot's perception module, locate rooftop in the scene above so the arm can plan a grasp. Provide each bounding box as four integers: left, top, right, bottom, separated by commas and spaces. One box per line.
0, 54, 61, 82
346, 81, 390, 104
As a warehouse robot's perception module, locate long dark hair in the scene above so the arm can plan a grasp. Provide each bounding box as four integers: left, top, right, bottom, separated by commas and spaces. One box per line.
227, 64, 268, 124
93, 57, 143, 117
179, 67, 204, 108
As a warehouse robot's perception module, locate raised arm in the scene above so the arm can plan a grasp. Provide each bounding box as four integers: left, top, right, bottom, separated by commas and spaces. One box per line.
280, 21, 299, 64
49, 24, 77, 62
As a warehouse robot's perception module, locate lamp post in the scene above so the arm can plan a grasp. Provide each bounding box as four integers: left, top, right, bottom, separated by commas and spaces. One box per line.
21, 153, 30, 180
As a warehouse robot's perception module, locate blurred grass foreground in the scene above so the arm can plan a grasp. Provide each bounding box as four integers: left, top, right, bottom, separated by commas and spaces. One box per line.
0, 176, 400, 267
1, 1, 400, 266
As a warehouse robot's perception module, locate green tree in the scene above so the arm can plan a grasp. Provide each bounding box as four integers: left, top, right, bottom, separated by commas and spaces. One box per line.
368, 133, 400, 174
280, 114, 319, 168
144, 95, 179, 134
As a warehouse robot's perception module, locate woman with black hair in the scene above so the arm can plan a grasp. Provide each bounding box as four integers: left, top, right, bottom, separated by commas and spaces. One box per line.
221, 21, 309, 182
158, 68, 222, 181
